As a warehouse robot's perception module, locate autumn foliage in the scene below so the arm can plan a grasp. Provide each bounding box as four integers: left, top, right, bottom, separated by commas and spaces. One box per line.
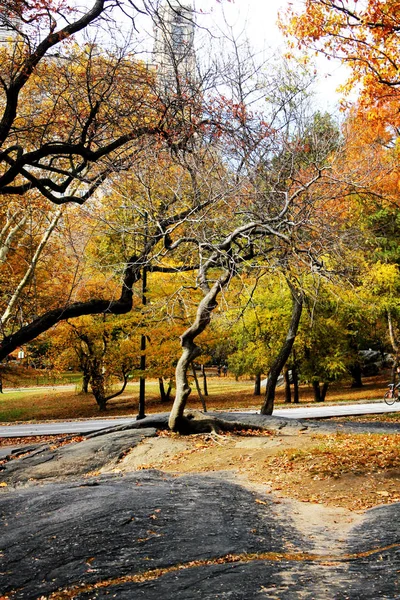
282, 1, 400, 130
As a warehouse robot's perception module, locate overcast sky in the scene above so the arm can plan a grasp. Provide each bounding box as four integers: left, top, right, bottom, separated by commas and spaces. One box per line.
193, 0, 350, 111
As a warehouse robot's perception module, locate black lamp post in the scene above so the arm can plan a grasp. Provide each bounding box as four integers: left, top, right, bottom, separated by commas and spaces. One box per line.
137, 212, 148, 420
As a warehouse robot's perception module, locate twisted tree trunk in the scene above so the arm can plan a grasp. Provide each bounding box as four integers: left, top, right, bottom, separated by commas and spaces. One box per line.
169, 271, 230, 432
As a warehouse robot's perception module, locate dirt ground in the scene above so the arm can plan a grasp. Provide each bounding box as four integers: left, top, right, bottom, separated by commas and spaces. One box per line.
112, 428, 400, 513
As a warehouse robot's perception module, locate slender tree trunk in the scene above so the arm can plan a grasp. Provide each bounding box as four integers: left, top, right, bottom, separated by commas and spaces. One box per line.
261, 285, 303, 415
82, 370, 90, 394
292, 362, 299, 404
312, 380, 328, 402
169, 341, 200, 431
166, 379, 173, 401
321, 381, 329, 402
387, 310, 400, 384
169, 271, 230, 432
159, 377, 167, 402
1, 208, 63, 327
350, 363, 363, 388
90, 362, 108, 411
254, 373, 261, 396
191, 362, 207, 412
0, 212, 28, 265
201, 364, 208, 396
284, 365, 291, 403
91, 368, 130, 411
312, 380, 321, 402
391, 361, 400, 386
159, 378, 173, 403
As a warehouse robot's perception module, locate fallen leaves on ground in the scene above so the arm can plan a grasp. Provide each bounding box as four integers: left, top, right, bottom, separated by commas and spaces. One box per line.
0, 435, 83, 447
266, 433, 400, 510
269, 433, 400, 477
133, 431, 400, 511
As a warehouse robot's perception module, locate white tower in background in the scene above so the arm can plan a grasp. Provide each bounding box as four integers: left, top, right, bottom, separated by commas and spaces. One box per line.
153, 1, 196, 93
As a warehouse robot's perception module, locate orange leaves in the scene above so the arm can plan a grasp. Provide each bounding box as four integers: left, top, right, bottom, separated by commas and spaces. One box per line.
282, 1, 400, 131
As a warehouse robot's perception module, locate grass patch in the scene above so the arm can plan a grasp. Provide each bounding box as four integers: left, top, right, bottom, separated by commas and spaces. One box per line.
1, 366, 82, 388
0, 408, 26, 421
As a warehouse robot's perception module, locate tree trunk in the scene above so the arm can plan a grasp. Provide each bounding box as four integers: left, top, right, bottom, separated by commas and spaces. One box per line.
169, 271, 230, 432
167, 379, 173, 401
201, 365, 208, 396
159, 378, 173, 403
387, 310, 400, 385
1, 208, 63, 327
284, 365, 291, 403
0, 212, 28, 266
292, 362, 299, 404
254, 373, 261, 396
312, 380, 321, 402
159, 378, 168, 402
169, 342, 200, 431
261, 285, 303, 415
350, 363, 363, 388
82, 369, 90, 394
90, 363, 108, 411
191, 362, 207, 412
312, 380, 329, 402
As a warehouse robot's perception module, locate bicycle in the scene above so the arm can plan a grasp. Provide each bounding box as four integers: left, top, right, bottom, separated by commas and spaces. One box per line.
383, 382, 400, 405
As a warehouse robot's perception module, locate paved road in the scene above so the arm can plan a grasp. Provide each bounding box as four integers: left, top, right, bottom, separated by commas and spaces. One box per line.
0, 417, 138, 437
273, 401, 400, 419
1, 401, 400, 438
1, 384, 75, 394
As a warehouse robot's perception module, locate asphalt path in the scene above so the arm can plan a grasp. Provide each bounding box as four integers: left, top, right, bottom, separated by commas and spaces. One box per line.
1, 401, 400, 438
273, 400, 400, 419
1, 384, 75, 393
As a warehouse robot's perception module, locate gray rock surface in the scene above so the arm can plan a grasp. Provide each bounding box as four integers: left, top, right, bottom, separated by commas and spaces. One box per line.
0, 471, 399, 599
1, 413, 400, 599
0, 428, 157, 484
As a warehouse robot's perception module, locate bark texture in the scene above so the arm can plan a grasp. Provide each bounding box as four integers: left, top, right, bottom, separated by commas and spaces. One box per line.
261, 286, 303, 415
254, 373, 262, 396
312, 381, 329, 402
169, 271, 230, 432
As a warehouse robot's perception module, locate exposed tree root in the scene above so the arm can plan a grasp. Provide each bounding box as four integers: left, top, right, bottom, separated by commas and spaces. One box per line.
87, 410, 307, 439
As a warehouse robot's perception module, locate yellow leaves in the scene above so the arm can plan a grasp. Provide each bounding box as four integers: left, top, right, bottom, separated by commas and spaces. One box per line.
362, 262, 400, 298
